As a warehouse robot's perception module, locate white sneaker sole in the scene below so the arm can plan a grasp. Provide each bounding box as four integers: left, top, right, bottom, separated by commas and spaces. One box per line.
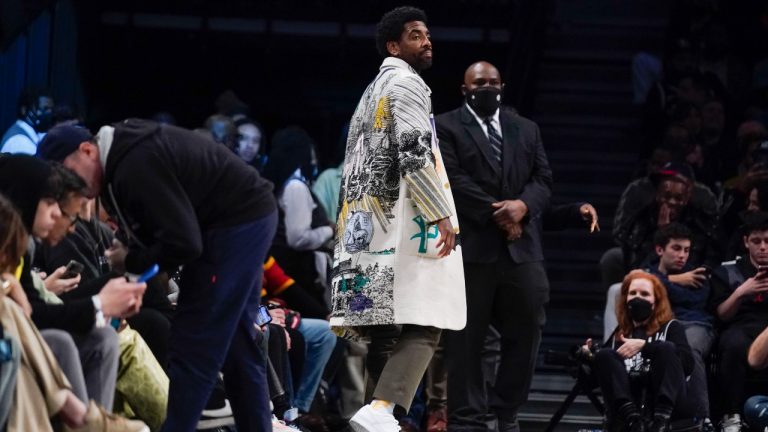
349, 418, 373, 432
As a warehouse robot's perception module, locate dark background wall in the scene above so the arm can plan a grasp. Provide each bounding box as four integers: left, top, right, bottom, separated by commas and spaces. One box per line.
0, 0, 551, 166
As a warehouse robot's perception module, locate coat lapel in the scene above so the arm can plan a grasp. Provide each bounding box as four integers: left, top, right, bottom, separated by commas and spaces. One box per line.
460, 106, 501, 177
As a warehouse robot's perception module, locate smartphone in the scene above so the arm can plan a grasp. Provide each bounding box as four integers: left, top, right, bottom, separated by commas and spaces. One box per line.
127, 264, 159, 283
255, 305, 272, 326
62, 260, 84, 279
757, 266, 768, 279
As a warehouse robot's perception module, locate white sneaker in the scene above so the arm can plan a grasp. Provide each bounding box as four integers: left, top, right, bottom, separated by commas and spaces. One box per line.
272, 415, 301, 431
721, 414, 743, 432
350, 405, 400, 432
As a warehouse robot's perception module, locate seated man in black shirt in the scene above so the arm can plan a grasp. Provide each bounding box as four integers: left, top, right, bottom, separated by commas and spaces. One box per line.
710, 212, 768, 432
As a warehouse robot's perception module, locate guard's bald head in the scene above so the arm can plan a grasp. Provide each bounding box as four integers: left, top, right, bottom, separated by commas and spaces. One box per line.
462, 61, 502, 94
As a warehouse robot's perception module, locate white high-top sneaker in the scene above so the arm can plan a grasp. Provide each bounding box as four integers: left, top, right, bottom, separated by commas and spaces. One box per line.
350, 404, 401, 432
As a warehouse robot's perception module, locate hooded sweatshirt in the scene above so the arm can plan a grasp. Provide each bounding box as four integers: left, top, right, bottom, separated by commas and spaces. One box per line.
100, 119, 276, 272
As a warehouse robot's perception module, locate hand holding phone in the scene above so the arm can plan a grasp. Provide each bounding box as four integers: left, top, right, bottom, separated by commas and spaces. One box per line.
255, 305, 272, 327
62, 260, 84, 279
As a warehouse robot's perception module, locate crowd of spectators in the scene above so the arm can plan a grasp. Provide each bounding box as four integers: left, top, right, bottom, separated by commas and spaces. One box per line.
596, 1, 768, 431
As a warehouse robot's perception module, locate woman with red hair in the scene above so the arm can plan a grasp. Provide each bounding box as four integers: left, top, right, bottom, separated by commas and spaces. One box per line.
586, 270, 699, 432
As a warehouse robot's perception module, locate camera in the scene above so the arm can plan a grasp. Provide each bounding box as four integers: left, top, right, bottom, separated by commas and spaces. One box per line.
571, 340, 601, 364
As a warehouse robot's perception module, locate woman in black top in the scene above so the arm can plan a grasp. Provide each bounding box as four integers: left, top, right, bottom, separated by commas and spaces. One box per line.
586, 270, 700, 432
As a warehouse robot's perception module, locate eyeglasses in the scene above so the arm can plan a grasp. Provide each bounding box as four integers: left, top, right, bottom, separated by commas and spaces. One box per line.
60, 210, 79, 228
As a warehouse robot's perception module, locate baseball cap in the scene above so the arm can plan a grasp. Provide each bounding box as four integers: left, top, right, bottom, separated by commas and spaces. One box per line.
36, 125, 93, 162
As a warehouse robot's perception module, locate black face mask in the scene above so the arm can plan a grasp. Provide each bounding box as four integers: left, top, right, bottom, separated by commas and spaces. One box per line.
465, 87, 502, 117
627, 297, 653, 323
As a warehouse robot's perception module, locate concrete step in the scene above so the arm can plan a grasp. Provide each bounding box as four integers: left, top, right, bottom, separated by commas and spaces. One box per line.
546, 23, 664, 54
534, 93, 635, 118
541, 48, 635, 66
537, 63, 630, 89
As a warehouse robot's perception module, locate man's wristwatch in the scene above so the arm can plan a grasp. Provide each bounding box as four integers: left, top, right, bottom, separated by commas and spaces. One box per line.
91, 295, 106, 328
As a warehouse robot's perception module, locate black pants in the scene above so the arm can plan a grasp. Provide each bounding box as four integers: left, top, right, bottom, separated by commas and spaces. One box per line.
126, 307, 171, 368
594, 342, 697, 420
445, 257, 549, 431
716, 323, 765, 413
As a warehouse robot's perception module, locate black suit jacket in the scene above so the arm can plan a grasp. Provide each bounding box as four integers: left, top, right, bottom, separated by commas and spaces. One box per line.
436, 106, 552, 264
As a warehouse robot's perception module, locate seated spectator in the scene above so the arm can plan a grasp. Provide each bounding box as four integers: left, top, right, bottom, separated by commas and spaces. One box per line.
744, 324, 768, 431
709, 212, 768, 432
0, 155, 145, 413
722, 180, 768, 259
27, 169, 169, 429
204, 114, 237, 150
0, 88, 54, 154
35, 190, 173, 368
588, 271, 699, 432
602, 162, 721, 287
0, 191, 147, 431
234, 117, 267, 172
645, 223, 713, 420
264, 126, 333, 307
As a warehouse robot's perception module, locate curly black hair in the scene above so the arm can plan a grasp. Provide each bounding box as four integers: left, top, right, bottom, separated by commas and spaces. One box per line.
375, 6, 427, 58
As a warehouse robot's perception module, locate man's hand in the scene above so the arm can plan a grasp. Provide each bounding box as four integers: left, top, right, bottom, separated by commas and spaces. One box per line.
668, 267, 708, 289
491, 200, 528, 225
501, 221, 523, 241
2, 273, 32, 318
98, 278, 147, 318
105, 239, 128, 273
658, 203, 672, 227
435, 218, 456, 258
42, 267, 81, 295
616, 333, 646, 359
579, 203, 600, 233
270, 307, 287, 327
735, 274, 768, 299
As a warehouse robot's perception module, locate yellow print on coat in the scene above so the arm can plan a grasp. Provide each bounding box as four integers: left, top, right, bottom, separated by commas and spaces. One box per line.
373, 97, 391, 132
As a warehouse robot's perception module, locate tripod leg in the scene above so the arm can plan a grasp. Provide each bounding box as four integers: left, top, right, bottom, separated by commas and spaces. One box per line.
584, 389, 605, 415
545, 384, 581, 432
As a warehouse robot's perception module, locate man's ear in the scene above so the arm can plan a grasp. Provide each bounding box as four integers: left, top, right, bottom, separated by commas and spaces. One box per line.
79, 141, 98, 159
386, 41, 400, 57
655, 245, 664, 257
461, 84, 467, 96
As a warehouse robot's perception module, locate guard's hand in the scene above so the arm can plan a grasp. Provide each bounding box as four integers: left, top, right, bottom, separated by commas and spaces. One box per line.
616, 333, 645, 359
492, 200, 528, 225
501, 221, 523, 241
580, 203, 600, 233
435, 218, 456, 258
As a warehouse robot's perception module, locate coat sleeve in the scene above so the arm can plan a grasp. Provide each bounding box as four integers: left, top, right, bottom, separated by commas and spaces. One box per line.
518, 121, 553, 220
391, 75, 452, 224
436, 116, 497, 225
543, 202, 587, 231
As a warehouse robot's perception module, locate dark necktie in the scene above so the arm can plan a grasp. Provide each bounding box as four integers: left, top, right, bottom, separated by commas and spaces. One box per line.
484, 117, 502, 164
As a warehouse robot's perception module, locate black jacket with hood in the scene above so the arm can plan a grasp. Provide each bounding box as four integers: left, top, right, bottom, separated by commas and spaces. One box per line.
100, 119, 276, 273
